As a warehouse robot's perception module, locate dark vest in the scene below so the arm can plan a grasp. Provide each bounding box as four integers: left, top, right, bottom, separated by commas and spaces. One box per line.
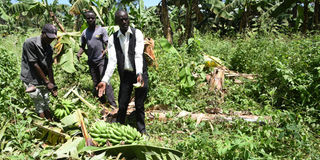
113, 27, 147, 79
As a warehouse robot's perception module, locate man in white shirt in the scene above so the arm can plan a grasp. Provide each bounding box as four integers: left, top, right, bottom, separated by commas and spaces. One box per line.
97, 10, 148, 134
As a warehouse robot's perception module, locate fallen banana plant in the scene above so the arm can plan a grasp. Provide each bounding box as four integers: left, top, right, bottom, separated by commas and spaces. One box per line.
64, 86, 96, 110
203, 54, 224, 68
147, 110, 271, 124
33, 121, 71, 145
76, 109, 97, 147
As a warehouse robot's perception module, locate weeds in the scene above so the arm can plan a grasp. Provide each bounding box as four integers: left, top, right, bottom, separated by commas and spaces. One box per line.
0, 31, 319, 159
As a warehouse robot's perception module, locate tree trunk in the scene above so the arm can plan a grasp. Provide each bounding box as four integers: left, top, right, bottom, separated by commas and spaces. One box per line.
290, 3, 298, 28
161, 0, 173, 44
239, 3, 251, 32
302, 0, 309, 33
194, 0, 203, 25
314, 0, 319, 29
184, 0, 194, 42
177, 6, 184, 45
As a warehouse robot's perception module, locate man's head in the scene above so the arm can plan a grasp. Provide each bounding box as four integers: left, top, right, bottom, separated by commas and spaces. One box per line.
41, 24, 57, 45
85, 11, 96, 27
115, 10, 129, 33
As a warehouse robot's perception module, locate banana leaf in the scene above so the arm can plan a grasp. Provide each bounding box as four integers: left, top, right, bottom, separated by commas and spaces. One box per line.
33, 121, 70, 145
0, 122, 8, 142
59, 47, 77, 73
54, 137, 84, 159
79, 144, 183, 160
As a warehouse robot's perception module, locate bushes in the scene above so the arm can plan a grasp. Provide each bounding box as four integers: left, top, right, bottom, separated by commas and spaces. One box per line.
149, 33, 320, 159
0, 46, 30, 117
200, 33, 320, 120
0, 36, 37, 158
1, 31, 319, 159
154, 33, 319, 113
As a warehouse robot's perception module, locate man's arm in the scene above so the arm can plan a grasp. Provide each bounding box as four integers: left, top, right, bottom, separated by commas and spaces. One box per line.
77, 32, 87, 61
47, 62, 57, 96
102, 27, 109, 56
134, 29, 145, 86
32, 62, 57, 96
33, 62, 50, 84
77, 48, 85, 61
97, 35, 117, 97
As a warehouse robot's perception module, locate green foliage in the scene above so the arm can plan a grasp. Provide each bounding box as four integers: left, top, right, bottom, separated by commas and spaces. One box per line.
0, 35, 40, 158
1, 17, 320, 159
81, 144, 183, 160
224, 34, 320, 116
179, 65, 195, 92
55, 32, 82, 73
128, 0, 161, 37
149, 111, 320, 159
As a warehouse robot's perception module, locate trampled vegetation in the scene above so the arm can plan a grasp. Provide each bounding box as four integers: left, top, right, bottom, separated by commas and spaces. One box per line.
1, 0, 320, 159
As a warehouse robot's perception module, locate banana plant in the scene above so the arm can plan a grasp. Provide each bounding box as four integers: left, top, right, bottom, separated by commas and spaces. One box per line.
129, 0, 160, 32
0, 4, 14, 33
54, 31, 81, 73
69, 0, 115, 26
9, 0, 66, 31
53, 26, 119, 74
164, 0, 234, 43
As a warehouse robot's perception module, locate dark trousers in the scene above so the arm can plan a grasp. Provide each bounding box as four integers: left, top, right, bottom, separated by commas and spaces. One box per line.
88, 59, 117, 107
117, 70, 148, 133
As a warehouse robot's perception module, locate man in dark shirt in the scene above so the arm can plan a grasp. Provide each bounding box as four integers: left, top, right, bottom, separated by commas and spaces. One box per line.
77, 11, 117, 108
20, 24, 58, 121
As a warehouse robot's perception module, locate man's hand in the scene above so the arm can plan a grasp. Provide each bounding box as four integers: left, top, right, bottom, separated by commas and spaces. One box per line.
51, 88, 58, 97
46, 82, 58, 97
102, 49, 107, 56
137, 74, 144, 87
76, 52, 82, 61
77, 48, 84, 61
96, 82, 106, 97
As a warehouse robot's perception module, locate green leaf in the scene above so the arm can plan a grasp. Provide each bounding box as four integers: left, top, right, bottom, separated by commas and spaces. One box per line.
60, 111, 79, 126
9, 3, 30, 14
90, 152, 106, 160
159, 38, 183, 64
0, 122, 8, 142
58, 32, 81, 37
60, 48, 77, 73
54, 137, 84, 159
79, 144, 183, 160
69, 0, 90, 15
159, 38, 179, 55
27, 2, 46, 17
91, 5, 104, 25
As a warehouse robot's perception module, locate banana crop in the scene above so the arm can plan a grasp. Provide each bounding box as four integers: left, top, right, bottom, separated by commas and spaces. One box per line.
89, 121, 143, 146
54, 99, 75, 119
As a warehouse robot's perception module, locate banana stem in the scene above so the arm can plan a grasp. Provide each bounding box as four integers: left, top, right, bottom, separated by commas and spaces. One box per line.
71, 90, 96, 109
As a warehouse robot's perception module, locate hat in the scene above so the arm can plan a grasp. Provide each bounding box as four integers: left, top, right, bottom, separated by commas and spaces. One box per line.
42, 24, 57, 39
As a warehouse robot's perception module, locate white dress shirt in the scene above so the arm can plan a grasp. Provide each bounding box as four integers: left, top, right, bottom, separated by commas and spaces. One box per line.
101, 27, 144, 84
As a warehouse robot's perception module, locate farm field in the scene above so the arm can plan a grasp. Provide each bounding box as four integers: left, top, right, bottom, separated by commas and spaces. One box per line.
1, 0, 320, 159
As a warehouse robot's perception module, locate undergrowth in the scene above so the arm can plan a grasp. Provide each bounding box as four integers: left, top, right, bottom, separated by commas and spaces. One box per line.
0, 31, 319, 159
